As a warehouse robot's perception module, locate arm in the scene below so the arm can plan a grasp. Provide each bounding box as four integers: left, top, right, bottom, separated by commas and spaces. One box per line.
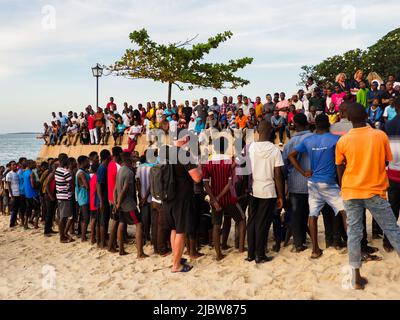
203, 180, 221, 211
116, 179, 129, 211
216, 180, 231, 202
46, 173, 55, 201
78, 171, 89, 189
287, 150, 312, 177
96, 182, 104, 211
274, 166, 285, 209
7, 178, 13, 199
188, 166, 202, 184
336, 164, 345, 187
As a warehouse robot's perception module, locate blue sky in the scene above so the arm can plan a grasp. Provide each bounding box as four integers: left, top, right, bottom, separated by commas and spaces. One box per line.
0, 0, 399, 133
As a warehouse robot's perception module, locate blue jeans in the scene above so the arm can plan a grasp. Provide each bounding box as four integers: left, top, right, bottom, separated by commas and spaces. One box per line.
344, 196, 400, 268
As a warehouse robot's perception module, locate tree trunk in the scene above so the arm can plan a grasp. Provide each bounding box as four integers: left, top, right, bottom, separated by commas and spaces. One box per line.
167, 82, 172, 105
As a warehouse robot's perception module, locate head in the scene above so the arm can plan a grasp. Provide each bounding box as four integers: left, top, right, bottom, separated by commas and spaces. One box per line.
310, 106, 316, 115
326, 88, 333, 97
315, 114, 330, 133
307, 77, 314, 86
243, 96, 249, 105
52, 112, 56, 118
336, 73, 346, 83
359, 80, 366, 89
223, 96, 228, 103
255, 96, 261, 104
293, 113, 308, 132
77, 155, 90, 170
237, 95, 243, 103
228, 96, 233, 104
292, 94, 299, 102
354, 70, 363, 80
89, 151, 99, 167
112, 146, 123, 163
204, 99, 209, 106
58, 153, 69, 168
273, 109, 279, 117
213, 97, 218, 105
280, 92, 286, 101
238, 108, 244, 117
347, 103, 367, 125
372, 98, 379, 108
266, 94, 272, 102
257, 120, 273, 141
10, 161, 17, 172
249, 107, 255, 116
100, 149, 111, 165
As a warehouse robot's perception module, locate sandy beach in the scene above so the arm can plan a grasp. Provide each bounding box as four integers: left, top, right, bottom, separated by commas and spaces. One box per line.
1, 214, 399, 300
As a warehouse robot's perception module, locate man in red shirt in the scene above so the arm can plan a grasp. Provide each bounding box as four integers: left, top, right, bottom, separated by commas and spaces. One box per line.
106, 97, 117, 110
203, 137, 246, 260
107, 146, 123, 253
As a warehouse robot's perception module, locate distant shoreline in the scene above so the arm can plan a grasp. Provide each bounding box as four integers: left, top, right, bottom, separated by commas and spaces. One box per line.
2, 132, 40, 135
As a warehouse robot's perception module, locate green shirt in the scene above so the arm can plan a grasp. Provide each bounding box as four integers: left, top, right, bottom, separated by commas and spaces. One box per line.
356, 88, 370, 108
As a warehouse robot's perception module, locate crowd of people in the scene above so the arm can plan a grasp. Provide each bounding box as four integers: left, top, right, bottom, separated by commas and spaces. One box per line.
2, 69, 400, 289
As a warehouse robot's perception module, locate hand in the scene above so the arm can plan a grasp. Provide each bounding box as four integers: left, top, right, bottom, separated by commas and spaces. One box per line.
276, 197, 283, 210
303, 170, 313, 178
115, 202, 120, 212
213, 201, 222, 212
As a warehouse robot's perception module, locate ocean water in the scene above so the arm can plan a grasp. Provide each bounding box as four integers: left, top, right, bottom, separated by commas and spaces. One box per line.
0, 134, 43, 165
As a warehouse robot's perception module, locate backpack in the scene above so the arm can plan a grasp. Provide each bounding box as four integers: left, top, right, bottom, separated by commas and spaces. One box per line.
150, 164, 176, 202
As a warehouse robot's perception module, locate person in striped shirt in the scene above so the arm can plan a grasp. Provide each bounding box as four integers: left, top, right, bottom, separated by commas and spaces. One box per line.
55, 153, 74, 243
203, 137, 246, 261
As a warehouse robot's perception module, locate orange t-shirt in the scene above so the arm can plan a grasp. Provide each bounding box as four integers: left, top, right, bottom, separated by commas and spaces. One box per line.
255, 103, 263, 119
235, 115, 248, 129
335, 126, 392, 200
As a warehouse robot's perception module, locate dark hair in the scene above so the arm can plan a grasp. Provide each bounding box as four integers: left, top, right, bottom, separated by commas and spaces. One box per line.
112, 146, 123, 157
78, 155, 89, 166
89, 151, 98, 159
58, 153, 69, 167
100, 149, 111, 162
293, 113, 308, 127
18, 157, 26, 164
91, 163, 99, 174
347, 103, 367, 123
315, 114, 330, 130
120, 152, 132, 165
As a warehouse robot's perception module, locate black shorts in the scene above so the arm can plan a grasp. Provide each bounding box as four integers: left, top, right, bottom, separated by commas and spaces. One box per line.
161, 198, 193, 234
98, 202, 110, 227
186, 194, 205, 235
115, 210, 141, 225
212, 203, 245, 226
26, 197, 40, 217
19, 195, 26, 214
80, 204, 91, 224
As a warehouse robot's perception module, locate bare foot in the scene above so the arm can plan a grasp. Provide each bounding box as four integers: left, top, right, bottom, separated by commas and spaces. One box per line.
354, 277, 368, 290
190, 252, 204, 260
138, 253, 149, 259
216, 254, 226, 261
311, 249, 323, 259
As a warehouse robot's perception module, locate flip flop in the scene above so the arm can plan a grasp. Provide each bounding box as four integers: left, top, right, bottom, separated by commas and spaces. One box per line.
362, 253, 382, 262
172, 264, 193, 273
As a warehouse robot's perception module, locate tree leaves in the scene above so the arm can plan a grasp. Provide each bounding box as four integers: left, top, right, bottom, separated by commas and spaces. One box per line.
107, 28, 253, 100
299, 28, 400, 85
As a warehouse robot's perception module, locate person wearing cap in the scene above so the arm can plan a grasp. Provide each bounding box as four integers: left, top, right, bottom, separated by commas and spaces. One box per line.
206, 111, 220, 131
367, 81, 382, 108
160, 129, 202, 273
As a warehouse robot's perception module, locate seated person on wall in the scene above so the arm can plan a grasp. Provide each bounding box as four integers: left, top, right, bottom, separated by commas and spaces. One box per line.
49, 121, 58, 146
79, 122, 90, 145
127, 119, 143, 153
40, 122, 52, 145
65, 120, 80, 147
271, 108, 290, 146
56, 120, 67, 146
113, 120, 127, 147
367, 98, 384, 129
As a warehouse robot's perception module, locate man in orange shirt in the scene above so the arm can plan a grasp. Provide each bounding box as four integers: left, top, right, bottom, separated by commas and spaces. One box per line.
336, 103, 400, 290
235, 108, 248, 129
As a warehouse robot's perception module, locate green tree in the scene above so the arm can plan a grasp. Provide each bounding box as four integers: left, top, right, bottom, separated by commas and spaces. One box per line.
299, 28, 400, 85
108, 29, 253, 103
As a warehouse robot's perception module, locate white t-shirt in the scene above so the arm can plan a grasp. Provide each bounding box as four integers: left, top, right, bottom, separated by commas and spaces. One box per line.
293, 100, 303, 111
128, 125, 142, 139
169, 120, 178, 134
248, 141, 284, 199
6, 171, 20, 196
122, 113, 131, 127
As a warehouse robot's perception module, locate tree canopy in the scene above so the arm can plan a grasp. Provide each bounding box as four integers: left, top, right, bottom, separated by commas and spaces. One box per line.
107, 29, 253, 102
299, 28, 400, 86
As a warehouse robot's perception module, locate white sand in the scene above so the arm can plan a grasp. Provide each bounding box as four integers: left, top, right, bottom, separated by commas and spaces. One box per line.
0, 214, 399, 300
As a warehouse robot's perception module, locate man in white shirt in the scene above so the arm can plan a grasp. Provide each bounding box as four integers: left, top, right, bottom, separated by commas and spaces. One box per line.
245, 120, 285, 264
6, 161, 20, 228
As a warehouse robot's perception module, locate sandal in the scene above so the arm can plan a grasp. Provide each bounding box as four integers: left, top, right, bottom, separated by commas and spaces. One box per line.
172, 264, 193, 273
361, 253, 382, 262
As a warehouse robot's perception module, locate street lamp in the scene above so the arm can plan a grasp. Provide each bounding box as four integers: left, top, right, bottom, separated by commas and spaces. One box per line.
91, 63, 103, 108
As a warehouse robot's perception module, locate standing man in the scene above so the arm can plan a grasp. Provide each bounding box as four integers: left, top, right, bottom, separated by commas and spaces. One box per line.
336, 103, 400, 290
96, 149, 111, 248
245, 120, 285, 263
263, 94, 275, 123
6, 161, 20, 228
383, 97, 400, 252
203, 137, 246, 261
55, 153, 75, 243
114, 152, 147, 258
76, 156, 91, 242
282, 114, 313, 252
288, 114, 347, 259
161, 131, 202, 272
107, 147, 123, 252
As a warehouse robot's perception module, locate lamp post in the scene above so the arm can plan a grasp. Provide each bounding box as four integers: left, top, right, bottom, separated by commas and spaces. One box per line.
91, 63, 103, 108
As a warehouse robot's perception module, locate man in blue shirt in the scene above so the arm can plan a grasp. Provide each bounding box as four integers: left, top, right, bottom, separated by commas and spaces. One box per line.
288, 114, 347, 259
282, 113, 313, 252
23, 160, 40, 229
17, 157, 27, 226
58, 112, 69, 128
